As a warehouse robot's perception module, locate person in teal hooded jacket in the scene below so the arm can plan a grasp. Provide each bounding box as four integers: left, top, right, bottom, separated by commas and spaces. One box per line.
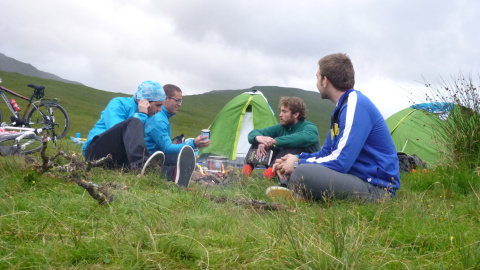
82, 80, 165, 170
144, 84, 210, 180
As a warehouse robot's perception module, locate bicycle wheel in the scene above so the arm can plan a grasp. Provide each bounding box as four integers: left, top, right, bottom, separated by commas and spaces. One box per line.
0, 133, 43, 155
26, 102, 70, 140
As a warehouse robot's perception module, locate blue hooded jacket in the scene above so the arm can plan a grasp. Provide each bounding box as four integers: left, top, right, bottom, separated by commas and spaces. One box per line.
144, 106, 195, 155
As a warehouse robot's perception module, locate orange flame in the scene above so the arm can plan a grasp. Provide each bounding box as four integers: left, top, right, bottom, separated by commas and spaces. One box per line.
222, 163, 225, 175
197, 164, 205, 176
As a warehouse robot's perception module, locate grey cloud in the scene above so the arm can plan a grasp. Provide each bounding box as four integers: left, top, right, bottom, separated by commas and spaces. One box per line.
0, 0, 479, 118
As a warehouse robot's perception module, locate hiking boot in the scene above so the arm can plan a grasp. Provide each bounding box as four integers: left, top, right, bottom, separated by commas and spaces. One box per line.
140, 151, 165, 176
266, 186, 294, 201
242, 164, 253, 177
262, 167, 276, 179
175, 145, 196, 188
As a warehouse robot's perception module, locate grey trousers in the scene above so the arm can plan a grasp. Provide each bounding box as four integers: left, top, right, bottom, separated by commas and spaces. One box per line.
289, 164, 389, 202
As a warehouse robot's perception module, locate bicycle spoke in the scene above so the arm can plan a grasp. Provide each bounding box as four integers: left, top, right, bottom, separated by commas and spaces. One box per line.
27, 103, 69, 139
0, 133, 43, 154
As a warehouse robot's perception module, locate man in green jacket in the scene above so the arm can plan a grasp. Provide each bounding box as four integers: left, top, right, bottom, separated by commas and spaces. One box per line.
243, 96, 321, 178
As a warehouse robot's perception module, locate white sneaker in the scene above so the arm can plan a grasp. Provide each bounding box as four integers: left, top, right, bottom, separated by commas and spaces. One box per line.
266, 186, 294, 201
175, 145, 196, 188
140, 151, 165, 176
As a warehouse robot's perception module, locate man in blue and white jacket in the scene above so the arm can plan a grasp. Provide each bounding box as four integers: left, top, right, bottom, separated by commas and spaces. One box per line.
272, 53, 400, 201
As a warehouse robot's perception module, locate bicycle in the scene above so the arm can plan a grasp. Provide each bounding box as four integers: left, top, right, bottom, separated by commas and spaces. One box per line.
0, 77, 70, 141
0, 125, 44, 155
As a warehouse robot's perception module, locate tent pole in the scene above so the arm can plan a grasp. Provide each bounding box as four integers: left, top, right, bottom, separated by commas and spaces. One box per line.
401, 139, 409, 152
390, 109, 416, 134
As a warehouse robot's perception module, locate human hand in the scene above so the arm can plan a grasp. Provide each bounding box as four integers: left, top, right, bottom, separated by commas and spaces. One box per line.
194, 135, 210, 148
275, 154, 297, 177
256, 143, 268, 159
255, 136, 276, 147
138, 99, 150, 114
272, 158, 287, 181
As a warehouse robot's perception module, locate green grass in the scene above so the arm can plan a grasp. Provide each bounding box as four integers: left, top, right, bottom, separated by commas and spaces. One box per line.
418, 74, 480, 169
1, 141, 479, 269
1, 71, 480, 268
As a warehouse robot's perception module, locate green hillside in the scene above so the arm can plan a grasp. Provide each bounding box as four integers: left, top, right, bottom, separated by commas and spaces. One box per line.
0, 71, 334, 143
175, 86, 334, 143
0, 71, 128, 138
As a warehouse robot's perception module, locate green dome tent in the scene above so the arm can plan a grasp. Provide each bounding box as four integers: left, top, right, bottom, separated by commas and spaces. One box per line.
198, 90, 277, 161
385, 103, 453, 167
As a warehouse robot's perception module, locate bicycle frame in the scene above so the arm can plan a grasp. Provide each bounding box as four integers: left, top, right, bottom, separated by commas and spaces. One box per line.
0, 84, 53, 125
2, 125, 42, 132
1, 125, 45, 150
0, 77, 69, 142
0, 85, 31, 119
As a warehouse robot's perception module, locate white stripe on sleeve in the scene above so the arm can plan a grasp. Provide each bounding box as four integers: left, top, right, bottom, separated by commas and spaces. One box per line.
311, 91, 357, 164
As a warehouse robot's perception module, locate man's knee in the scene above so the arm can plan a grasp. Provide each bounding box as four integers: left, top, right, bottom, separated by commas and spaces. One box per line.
289, 164, 337, 200
124, 117, 144, 128
122, 117, 146, 139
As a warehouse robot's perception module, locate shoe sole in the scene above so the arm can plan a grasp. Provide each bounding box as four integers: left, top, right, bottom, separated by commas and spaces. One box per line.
266, 186, 294, 201
175, 145, 196, 188
140, 151, 165, 176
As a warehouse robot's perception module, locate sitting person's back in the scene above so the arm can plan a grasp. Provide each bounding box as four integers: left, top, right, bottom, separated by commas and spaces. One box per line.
271, 53, 400, 202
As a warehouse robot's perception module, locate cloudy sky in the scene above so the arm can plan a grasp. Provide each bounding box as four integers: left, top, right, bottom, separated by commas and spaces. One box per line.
1, 0, 478, 118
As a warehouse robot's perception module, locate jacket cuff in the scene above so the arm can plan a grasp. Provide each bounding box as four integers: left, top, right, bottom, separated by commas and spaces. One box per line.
134, 112, 148, 123
299, 152, 309, 159
187, 139, 196, 149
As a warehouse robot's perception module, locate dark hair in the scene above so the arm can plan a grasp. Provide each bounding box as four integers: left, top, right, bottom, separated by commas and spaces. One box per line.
318, 53, 355, 91
279, 96, 307, 121
163, 84, 182, 97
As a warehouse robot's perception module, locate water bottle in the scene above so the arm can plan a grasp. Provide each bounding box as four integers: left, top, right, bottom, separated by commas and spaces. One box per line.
10, 99, 20, 112
70, 136, 85, 145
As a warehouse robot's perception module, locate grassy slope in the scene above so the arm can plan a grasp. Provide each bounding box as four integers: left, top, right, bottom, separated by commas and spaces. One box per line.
1, 71, 479, 269
177, 86, 335, 143
0, 71, 335, 143
0, 71, 129, 138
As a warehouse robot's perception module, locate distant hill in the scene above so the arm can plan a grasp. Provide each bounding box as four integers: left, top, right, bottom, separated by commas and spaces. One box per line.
0, 71, 334, 145
177, 86, 335, 142
0, 53, 82, 85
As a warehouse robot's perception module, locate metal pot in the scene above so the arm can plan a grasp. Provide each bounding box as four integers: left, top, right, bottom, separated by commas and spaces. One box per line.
207, 156, 228, 171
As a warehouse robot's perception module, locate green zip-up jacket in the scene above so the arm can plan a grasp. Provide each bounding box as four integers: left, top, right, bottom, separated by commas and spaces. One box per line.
248, 120, 321, 153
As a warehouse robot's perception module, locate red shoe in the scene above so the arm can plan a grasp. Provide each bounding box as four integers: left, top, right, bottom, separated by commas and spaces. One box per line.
263, 167, 276, 179
242, 164, 253, 177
